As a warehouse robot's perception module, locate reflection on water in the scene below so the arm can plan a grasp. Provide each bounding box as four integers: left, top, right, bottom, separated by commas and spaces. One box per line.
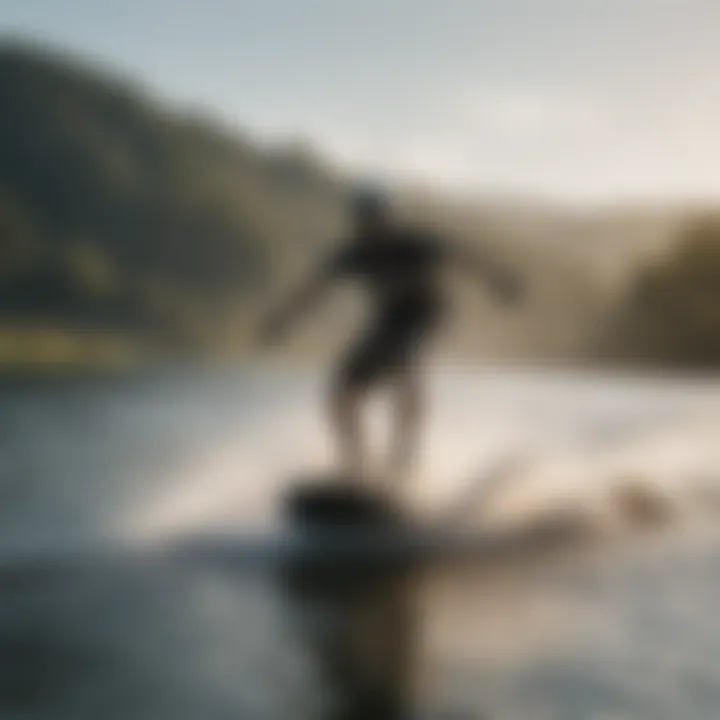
6, 530, 720, 719
1, 366, 720, 719
280, 557, 420, 720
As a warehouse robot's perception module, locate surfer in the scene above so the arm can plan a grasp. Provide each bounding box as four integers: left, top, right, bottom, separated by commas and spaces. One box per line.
258, 186, 524, 482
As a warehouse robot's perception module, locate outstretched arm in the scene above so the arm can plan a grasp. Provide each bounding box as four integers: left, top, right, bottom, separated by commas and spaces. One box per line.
447, 242, 525, 305
257, 267, 336, 346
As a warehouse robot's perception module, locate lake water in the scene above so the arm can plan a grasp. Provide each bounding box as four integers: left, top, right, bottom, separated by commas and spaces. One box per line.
1, 364, 720, 719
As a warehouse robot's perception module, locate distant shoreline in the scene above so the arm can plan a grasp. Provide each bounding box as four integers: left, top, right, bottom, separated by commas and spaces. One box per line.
0, 351, 717, 389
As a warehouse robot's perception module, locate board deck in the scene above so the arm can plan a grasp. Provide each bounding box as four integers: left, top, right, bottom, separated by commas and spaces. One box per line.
172, 514, 588, 573
171, 470, 592, 572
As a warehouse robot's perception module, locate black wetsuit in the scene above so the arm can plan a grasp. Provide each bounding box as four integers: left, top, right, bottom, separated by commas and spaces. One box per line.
326, 228, 448, 386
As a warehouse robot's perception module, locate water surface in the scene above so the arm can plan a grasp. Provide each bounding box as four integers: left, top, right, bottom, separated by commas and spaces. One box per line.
1, 365, 719, 719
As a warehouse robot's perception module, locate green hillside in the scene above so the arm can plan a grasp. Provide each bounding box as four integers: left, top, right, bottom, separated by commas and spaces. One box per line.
0, 41, 344, 364
1, 40, 717, 370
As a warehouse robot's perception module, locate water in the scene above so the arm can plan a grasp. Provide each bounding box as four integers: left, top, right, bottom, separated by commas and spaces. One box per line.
1, 365, 720, 719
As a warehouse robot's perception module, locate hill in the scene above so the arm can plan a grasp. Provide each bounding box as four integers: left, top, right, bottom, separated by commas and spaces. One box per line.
0, 41, 345, 363
0, 40, 707, 368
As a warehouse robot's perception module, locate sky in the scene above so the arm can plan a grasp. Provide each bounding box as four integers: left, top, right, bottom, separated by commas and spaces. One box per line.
3, 0, 720, 202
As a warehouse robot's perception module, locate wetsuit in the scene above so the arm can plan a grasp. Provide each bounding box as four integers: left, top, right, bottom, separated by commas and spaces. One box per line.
325, 228, 448, 387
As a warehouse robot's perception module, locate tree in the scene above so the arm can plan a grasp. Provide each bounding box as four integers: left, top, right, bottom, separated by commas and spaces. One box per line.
619, 214, 720, 367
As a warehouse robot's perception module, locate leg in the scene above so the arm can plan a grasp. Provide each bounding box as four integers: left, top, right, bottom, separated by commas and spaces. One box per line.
330, 311, 434, 483
382, 307, 441, 484
330, 376, 367, 480
387, 362, 423, 482
331, 332, 382, 480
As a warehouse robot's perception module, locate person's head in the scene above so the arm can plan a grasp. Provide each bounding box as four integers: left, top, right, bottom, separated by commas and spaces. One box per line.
350, 184, 392, 236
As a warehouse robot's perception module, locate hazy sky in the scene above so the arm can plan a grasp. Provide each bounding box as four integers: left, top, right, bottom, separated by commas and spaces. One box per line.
3, 0, 720, 201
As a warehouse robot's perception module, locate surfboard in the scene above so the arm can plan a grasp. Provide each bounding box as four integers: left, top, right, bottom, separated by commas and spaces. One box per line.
171, 457, 590, 573
172, 501, 589, 575
171, 519, 591, 580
